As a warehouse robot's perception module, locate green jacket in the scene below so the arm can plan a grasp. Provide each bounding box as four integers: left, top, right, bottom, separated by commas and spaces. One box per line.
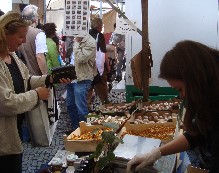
46, 38, 61, 74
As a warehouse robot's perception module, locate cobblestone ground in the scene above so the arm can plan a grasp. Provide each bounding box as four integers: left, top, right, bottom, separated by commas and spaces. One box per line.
22, 84, 71, 173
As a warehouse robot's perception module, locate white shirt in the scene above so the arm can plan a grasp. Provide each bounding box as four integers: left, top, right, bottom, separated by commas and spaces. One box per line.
70, 52, 75, 65
35, 32, 48, 54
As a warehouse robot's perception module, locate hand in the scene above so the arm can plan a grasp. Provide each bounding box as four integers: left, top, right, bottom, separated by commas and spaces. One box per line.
50, 75, 72, 84
74, 37, 83, 42
35, 87, 50, 100
126, 148, 161, 173
59, 78, 72, 83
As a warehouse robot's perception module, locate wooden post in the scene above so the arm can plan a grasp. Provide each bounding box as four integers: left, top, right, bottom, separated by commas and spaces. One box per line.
141, 0, 150, 101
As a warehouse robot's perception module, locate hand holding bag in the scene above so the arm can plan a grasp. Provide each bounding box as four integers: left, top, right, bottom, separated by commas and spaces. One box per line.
51, 64, 76, 84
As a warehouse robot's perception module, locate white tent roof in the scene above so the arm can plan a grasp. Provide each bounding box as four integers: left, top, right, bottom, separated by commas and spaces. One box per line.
46, 0, 124, 9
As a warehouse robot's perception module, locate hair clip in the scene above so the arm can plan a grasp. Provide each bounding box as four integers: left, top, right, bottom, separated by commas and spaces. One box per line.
21, 15, 32, 21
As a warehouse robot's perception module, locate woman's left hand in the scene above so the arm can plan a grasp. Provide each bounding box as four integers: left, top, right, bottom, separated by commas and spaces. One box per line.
50, 76, 72, 84
59, 78, 72, 83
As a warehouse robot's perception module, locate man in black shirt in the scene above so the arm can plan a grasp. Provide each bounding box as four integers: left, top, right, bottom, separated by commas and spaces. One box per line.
88, 18, 110, 109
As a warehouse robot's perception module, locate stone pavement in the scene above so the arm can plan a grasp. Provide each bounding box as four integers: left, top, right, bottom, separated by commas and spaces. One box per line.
22, 105, 72, 173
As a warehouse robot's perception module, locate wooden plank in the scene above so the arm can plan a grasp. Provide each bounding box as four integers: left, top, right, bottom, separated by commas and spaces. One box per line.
141, 0, 150, 101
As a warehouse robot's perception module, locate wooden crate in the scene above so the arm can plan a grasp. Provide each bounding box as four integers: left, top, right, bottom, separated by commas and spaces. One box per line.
63, 128, 100, 152
100, 100, 140, 115
122, 118, 177, 144
64, 117, 178, 152
139, 100, 181, 113
79, 121, 107, 134
63, 122, 107, 152
131, 110, 175, 123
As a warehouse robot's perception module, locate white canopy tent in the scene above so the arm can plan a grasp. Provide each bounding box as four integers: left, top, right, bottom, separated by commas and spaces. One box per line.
46, 0, 121, 34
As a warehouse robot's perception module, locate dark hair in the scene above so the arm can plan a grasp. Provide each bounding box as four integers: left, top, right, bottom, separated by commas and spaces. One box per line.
90, 17, 102, 29
52, 34, 59, 47
0, 9, 5, 16
114, 23, 116, 29
42, 23, 57, 38
159, 40, 219, 134
36, 18, 43, 29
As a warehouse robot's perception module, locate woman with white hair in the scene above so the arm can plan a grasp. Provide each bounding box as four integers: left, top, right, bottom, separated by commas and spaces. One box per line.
19, 4, 48, 76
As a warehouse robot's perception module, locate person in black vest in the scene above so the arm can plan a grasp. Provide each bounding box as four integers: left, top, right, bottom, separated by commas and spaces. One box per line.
88, 17, 110, 109
19, 4, 48, 76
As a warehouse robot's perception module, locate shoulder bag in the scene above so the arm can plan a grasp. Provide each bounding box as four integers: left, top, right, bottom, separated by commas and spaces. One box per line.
27, 78, 58, 147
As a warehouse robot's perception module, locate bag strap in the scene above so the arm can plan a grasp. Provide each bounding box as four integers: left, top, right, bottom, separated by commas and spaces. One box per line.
96, 33, 99, 43
53, 87, 59, 121
47, 85, 59, 124
27, 76, 32, 91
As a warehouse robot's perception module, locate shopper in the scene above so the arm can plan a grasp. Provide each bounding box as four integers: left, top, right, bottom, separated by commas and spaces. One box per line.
43, 23, 61, 74
126, 40, 219, 173
88, 17, 110, 107
66, 34, 97, 130
0, 11, 70, 173
19, 4, 48, 75
109, 23, 125, 81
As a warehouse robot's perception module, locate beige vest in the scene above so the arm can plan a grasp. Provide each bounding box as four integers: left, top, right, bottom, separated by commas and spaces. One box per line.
19, 26, 42, 75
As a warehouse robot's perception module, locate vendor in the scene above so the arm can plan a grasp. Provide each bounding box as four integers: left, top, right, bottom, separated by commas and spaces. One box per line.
127, 40, 219, 173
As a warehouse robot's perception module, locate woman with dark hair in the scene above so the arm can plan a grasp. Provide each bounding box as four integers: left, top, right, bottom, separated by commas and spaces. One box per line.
43, 23, 61, 73
127, 40, 219, 173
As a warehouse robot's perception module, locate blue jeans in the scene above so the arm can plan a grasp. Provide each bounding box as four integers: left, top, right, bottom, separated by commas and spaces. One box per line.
66, 80, 92, 130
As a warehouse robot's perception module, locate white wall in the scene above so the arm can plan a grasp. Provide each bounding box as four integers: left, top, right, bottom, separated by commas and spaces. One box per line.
46, 0, 65, 34
12, 0, 28, 3
0, 0, 12, 13
125, 0, 219, 87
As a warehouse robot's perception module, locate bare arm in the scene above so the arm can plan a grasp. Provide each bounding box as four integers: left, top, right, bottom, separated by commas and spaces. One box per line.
36, 53, 48, 75
160, 134, 190, 156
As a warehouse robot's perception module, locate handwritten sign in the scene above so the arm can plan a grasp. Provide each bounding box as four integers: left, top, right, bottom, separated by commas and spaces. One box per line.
114, 17, 137, 35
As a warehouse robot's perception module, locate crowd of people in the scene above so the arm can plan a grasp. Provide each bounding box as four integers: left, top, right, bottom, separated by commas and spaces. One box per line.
1, 2, 219, 173
0, 5, 126, 173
